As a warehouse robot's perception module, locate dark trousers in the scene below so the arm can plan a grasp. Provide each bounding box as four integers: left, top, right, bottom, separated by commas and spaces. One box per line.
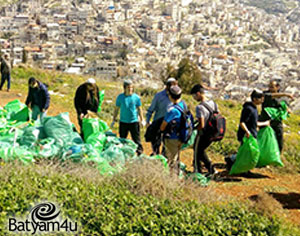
271, 122, 283, 153
0, 73, 10, 90
150, 118, 164, 155
193, 133, 215, 174
119, 122, 143, 155
151, 133, 163, 155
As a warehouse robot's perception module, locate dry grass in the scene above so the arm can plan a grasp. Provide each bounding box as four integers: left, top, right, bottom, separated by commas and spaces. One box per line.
113, 159, 225, 204
0, 159, 225, 204
249, 191, 285, 217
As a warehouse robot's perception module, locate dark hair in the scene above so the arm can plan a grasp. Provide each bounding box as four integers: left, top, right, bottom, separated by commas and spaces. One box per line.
28, 77, 37, 85
251, 90, 264, 101
169, 85, 182, 100
190, 84, 204, 94
169, 93, 181, 100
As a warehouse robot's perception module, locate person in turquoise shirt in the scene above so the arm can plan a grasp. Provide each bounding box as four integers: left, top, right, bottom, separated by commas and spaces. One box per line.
111, 80, 144, 155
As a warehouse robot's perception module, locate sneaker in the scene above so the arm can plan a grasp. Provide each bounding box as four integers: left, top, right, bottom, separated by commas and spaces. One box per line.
205, 170, 219, 180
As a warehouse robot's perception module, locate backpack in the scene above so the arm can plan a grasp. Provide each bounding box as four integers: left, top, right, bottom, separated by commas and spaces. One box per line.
165, 103, 194, 144
201, 102, 226, 142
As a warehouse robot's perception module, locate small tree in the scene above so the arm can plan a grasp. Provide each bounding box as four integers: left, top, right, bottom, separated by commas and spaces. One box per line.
162, 58, 202, 93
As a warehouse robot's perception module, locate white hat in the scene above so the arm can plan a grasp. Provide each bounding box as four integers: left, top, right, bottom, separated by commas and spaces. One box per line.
166, 77, 176, 84
86, 78, 96, 84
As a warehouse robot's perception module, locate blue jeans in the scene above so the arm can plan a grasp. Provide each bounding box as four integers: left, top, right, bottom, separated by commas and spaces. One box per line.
32, 105, 46, 121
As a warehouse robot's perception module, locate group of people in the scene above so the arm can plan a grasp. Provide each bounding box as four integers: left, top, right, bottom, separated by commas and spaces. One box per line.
21, 75, 293, 176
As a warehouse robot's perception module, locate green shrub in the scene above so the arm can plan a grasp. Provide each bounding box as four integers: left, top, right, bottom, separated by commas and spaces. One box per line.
0, 161, 299, 235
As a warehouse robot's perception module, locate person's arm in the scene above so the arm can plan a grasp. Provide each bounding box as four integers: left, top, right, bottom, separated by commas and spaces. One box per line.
42, 85, 50, 111
160, 120, 168, 131
146, 94, 157, 125
110, 106, 120, 128
257, 120, 270, 127
112, 106, 120, 122
271, 93, 294, 100
240, 122, 251, 138
137, 106, 144, 123
25, 88, 32, 108
197, 117, 205, 131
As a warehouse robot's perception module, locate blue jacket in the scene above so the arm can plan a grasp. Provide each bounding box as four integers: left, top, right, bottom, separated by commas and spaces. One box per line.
25, 81, 50, 110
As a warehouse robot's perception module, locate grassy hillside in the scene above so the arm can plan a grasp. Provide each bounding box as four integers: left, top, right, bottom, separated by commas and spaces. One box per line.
0, 65, 298, 234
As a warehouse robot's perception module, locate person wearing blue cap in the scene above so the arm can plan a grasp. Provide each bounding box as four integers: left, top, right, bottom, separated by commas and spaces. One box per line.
111, 80, 144, 155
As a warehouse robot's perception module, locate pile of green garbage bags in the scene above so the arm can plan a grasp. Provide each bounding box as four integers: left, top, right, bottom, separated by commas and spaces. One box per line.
0, 99, 209, 185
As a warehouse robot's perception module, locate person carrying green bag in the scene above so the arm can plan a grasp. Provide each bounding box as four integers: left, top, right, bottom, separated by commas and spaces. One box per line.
226, 90, 270, 174
74, 78, 100, 136
259, 80, 294, 153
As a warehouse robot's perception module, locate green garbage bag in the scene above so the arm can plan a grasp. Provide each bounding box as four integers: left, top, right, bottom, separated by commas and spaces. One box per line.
181, 130, 197, 150
119, 138, 138, 150
14, 147, 35, 164
86, 132, 107, 152
98, 120, 109, 132
4, 100, 25, 114
97, 90, 105, 113
82, 118, 109, 141
82, 118, 99, 141
100, 145, 125, 167
18, 125, 40, 147
38, 138, 60, 159
9, 107, 30, 122
43, 113, 74, 147
265, 101, 289, 121
120, 145, 137, 160
257, 127, 284, 167
0, 108, 7, 118
0, 146, 34, 164
229, 135, 260, 175
185, 173, 209, 186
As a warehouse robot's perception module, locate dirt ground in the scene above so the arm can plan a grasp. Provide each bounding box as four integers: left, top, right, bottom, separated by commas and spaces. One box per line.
1, 89, 300, 226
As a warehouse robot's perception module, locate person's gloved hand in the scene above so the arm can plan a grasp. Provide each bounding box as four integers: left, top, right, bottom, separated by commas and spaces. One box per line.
110, 121, 115, 129
141, 120, 146, 127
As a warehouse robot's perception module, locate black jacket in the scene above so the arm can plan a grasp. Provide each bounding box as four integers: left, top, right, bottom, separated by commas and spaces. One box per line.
74, 83, 100, 116
237, 102, 258, 142
25, 81, 50, 110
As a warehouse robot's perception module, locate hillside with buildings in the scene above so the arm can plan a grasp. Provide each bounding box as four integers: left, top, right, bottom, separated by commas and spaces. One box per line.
0, 0, 300, 109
